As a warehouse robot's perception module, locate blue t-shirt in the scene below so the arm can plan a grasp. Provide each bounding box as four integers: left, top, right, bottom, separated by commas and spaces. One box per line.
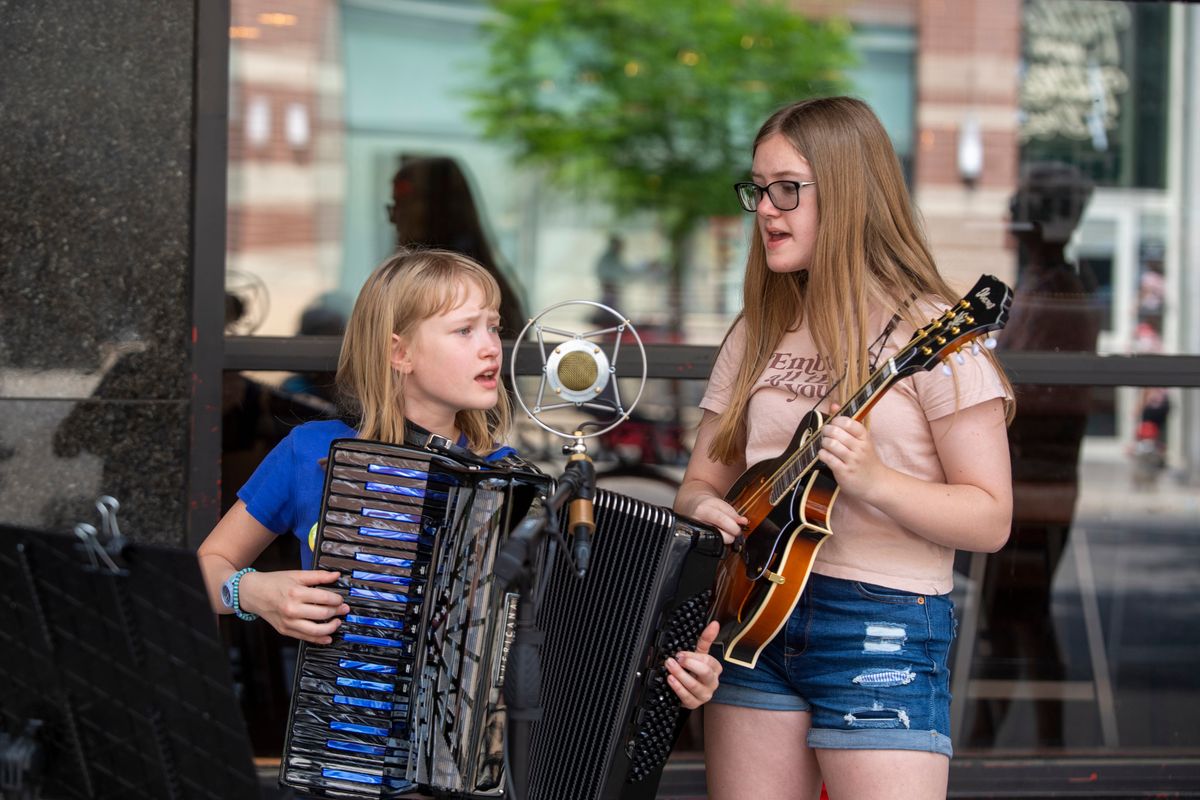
238, 419, 517, 569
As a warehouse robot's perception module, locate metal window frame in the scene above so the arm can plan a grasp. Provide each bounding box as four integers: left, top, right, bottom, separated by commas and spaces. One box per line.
223, 336, 1200, 387
189, 0, 229, 548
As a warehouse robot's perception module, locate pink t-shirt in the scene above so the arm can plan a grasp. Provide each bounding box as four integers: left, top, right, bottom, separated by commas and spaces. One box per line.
700, 306, 1009, 595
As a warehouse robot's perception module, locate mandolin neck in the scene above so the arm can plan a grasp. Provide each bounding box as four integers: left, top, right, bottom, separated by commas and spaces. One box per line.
769, 358, 901, 500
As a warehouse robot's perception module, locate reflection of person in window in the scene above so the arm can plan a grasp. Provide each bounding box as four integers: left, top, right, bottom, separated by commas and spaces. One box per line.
388, 156, 526, 336
970, 161, 1100, 748
595, 233, 628, 311
1132, 268, 1169, 486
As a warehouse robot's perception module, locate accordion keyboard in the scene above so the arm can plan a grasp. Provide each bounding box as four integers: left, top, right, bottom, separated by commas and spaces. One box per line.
281, 439, 538, 799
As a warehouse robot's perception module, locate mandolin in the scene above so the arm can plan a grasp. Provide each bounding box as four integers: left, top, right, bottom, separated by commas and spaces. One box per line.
710, 274, 1013, 668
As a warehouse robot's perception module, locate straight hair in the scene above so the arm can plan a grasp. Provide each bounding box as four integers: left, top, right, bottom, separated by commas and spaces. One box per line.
336, 247, 511, 453
710, 96, 1013, 463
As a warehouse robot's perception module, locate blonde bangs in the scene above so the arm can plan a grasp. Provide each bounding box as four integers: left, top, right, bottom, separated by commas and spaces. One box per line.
412, 263, 503, 322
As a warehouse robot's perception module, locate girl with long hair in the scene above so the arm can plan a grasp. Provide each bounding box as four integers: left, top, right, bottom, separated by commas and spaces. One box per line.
198, 247, 723, 710
675, 97, 1014, 797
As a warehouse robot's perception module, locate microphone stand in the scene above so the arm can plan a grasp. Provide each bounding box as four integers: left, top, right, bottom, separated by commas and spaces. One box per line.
563, 433, 597, 580
492, 432, 597, 800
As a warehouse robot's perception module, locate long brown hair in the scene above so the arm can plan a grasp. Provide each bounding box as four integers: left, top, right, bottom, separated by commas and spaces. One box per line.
710, 96, 1012, 463
336, 247, 511, 453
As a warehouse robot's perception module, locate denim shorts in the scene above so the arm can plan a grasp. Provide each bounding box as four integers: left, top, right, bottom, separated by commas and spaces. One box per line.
711, 573, 956, 757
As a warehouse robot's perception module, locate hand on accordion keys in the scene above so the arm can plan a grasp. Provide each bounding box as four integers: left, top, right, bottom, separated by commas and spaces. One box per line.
663, 620, 723, 709
237, 569, 350, 644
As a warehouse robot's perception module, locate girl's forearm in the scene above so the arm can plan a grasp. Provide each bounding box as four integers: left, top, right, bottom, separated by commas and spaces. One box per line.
198, 552, 238, 614
674, 478, 721, 515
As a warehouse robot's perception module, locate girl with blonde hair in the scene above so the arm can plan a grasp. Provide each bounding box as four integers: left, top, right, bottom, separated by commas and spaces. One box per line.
199, 248, 511, 641
675, 97, 1013, 797
200, 248, 721, 709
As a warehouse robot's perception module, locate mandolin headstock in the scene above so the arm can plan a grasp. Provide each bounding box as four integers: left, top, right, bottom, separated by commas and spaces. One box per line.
894, 274, 1013, 377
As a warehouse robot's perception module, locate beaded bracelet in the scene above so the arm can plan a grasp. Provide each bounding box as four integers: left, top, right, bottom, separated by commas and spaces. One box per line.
229, 567, 259, 621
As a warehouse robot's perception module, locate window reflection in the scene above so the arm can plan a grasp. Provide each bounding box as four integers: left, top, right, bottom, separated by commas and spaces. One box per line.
970, 163, 1099, 748
955, 388, 1200, 755
226, 0, 1191, 362
388, 156, 526, 336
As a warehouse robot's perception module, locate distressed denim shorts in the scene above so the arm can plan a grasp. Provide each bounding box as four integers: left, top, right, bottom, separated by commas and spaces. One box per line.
710, 572, 956, 757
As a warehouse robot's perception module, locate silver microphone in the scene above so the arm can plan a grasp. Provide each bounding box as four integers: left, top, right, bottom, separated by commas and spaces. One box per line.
546, 340, 610, 402
509, 300, 647, 441
508, 300, 646, 579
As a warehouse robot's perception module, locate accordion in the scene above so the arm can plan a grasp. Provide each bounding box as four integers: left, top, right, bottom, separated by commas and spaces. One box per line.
280, 439, 723, 799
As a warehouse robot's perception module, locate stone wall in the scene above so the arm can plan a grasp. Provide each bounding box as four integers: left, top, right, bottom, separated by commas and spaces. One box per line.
0, 0, 201, 545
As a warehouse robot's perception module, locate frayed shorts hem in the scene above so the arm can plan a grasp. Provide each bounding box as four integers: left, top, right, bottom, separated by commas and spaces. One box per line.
807, 728, 953, 758
710, 679, 811, 712
710, 681, 953, 758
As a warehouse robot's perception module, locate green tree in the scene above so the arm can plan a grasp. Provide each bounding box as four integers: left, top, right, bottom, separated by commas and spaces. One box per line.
471, 0, 854, 332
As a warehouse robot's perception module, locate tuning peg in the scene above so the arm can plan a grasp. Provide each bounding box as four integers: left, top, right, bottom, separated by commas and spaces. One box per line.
984, 337, 997, 350
971, 341, 981, 356
954, 352, 966, 365
941, 362, 953, 376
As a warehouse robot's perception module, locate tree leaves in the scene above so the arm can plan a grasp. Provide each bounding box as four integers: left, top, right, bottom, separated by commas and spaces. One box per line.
471, 0, 853, 223
469, 0, 854, 328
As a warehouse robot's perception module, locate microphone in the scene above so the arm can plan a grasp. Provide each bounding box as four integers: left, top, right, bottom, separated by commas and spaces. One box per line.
507, 300, 647, 580
546, 341, 610, 403
509, 299, 647, 435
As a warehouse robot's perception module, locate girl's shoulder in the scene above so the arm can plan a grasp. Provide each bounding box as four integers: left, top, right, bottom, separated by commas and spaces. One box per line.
484, 444, 520, 463
484, 445, 547, 478
284, 418, 357, 455
715, 314, 749, 357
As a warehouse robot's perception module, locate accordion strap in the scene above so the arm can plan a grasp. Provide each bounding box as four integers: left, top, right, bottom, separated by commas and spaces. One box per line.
402, 421, 486, 464
403, 419, 543, 474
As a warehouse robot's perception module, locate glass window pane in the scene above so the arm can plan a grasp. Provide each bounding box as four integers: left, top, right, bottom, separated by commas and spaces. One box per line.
221, 1, 1200, 778
955, 384, 1200, 755
226, 1, 1197, 357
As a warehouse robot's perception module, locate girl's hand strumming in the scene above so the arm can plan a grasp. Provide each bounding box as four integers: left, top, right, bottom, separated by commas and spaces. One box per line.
677, 493, 746, 546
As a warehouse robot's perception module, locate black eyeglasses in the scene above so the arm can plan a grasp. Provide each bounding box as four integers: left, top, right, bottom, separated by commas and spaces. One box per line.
734, 180, 816, 212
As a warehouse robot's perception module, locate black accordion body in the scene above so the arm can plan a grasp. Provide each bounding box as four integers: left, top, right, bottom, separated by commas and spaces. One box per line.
280, 438, 722, 799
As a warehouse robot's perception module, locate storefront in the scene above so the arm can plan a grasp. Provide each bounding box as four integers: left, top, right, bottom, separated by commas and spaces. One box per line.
213, 2, 1200, 793
1, 0, 1196, 795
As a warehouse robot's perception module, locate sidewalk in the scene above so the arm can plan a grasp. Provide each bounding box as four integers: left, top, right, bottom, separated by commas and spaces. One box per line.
1076, 450, 1200, 526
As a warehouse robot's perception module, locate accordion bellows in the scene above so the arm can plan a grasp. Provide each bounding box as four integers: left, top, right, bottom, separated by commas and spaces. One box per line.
280, 438, 722, 799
